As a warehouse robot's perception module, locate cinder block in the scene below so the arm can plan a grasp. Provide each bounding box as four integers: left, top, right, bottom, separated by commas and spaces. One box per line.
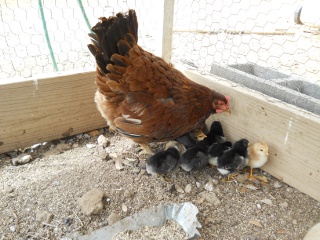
210, 63, 320, 115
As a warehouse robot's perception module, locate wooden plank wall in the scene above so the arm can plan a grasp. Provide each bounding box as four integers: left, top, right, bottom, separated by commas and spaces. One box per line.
182, 68, 320, 202
0, 71, 106, 153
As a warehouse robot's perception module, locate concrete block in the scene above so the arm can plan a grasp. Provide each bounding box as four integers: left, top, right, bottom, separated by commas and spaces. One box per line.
210, 63, 320, 115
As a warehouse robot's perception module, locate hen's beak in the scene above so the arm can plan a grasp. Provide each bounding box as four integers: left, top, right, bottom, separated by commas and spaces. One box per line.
225, 108, 231, 114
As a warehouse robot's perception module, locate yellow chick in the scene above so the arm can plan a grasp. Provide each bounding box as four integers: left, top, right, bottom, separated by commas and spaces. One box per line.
247, 142, 269, 180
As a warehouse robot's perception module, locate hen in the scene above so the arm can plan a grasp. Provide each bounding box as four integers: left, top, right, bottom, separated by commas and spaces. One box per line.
88, 10, 230, 153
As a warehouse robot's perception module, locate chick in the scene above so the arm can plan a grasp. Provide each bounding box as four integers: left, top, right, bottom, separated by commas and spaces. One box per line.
207, 121, 226, 144
247, 142, 269, 180
175, 132, 197, 149
146, 147, 180, 176
208, 141, 232, 167
180, 139, 209, 172
217, 139, 249, 180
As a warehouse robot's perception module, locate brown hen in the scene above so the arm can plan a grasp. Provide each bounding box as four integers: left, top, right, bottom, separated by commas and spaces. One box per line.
88, 10, 230, 153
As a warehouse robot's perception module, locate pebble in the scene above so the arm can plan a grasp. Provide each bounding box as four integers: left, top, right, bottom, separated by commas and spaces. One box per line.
12, 155, 32, 165
199, 192, 221, 207
122, 203, 128, 212
77, 188, 105, 216
274, 181, 283, 189
9, 225, 16, 232
131, 168, 141, 174
211, 178, 219, 185
86, 143, 96, 149
124, 189, 133, 198
72, 143, 79, 148
175, 184, 185, 194
292, 219, 297, 225
36, 210, 53, 223
236, 173, 249, 183
204, 182, 214, 192
5, 186, 14, 193
97, 135, 110, 148
185, 184, 192, 193
107, 212, 121, 225
87, 129, 100, 137
257, 204, 262, 209
97, 146, 109, 160
279, 202, 288, 208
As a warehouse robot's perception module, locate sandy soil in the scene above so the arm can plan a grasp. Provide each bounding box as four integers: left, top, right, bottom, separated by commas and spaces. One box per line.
1, 128, 319, 240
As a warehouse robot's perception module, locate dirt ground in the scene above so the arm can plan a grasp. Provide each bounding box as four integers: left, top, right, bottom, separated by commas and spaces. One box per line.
0, 128, 319, 240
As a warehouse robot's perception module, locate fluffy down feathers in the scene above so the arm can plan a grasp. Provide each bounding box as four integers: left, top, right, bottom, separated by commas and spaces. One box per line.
88, 10, 230, 144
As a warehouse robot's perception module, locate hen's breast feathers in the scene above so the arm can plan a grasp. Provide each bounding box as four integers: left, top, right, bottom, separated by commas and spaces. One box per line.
89, 10, 220, 143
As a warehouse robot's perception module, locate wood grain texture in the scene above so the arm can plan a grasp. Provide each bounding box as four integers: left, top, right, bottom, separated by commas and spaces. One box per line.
182, 68, 320, 202
0, 71, 106, 153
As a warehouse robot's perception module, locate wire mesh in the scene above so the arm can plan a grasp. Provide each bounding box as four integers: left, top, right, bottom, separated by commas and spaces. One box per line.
1, 0, 320, 114
0, 0, 163, 79
172, 0, 320, 114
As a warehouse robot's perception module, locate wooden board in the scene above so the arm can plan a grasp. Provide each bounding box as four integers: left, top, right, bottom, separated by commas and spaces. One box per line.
182, 68, 320, 202
0, 71, 106, 153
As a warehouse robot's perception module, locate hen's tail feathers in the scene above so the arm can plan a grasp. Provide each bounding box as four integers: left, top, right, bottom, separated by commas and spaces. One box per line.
88, 9, 138, 75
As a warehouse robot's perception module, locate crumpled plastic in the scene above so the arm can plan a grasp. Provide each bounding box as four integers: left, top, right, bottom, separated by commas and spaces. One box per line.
78, 202, 201, 240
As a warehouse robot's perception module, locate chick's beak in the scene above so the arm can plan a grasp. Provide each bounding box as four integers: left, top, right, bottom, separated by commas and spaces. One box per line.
225, 108, 231, 114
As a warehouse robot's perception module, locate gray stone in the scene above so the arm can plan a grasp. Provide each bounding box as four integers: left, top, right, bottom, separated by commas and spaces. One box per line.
78, 188, 105, 216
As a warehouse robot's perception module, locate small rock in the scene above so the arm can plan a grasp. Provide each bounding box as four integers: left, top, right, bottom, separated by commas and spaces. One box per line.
175, 184, 184, 194
12, 155, 32, 165
115, 157, 124, 170
196, 182, 201, 188
279, 202, 288, 208
36, 210, 53, 223
86, 143, 96, 149
5, 186, 14, 193
211, 178, 219, 185
75, 133, 83, 139
292, 219, 297, 225
9, 225, 16, 232
157, 195, 164, 201
97, 146, 109, 160
131, 168, 140, 174
179, 194, 185, 199
52, 181, 60, 186
107, 212, 121, 225
83, 134, 91, 139
64, 217, 73, 226
77, 188, 105, 216
87, 130, 100, 137
274, 181, 282, 189
200, 192, 221, 207
124, 190, 133, 198
122, 203, 128, 213
204, 182, 214, 192
261, 199, 273, 205
185, 184, 192, 193
97, 135, 110, 148
236, 173, 249, 183
72, 143, 79, 148
286, 187, 292, 192
257, 204, 262, 209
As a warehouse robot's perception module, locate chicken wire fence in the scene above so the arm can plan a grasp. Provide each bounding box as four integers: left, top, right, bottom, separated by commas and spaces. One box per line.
1, 0, 320, 114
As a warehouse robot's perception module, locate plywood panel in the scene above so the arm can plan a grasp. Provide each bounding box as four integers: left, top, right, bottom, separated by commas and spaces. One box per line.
182, 68, 320, 202
0, 71, 106, 153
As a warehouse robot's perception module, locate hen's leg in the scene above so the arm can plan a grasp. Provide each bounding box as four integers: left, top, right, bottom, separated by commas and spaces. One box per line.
139, 143, 154, 155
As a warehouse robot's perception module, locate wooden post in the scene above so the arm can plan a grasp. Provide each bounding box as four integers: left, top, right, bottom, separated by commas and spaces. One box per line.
162, 0, 175, 63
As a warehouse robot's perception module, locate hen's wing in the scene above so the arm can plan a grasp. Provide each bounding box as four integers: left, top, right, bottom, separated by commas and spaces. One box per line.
89, 10, 221, 143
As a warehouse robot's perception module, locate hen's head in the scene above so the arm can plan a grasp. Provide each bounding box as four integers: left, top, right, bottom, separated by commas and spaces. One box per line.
212, 95, 230, 113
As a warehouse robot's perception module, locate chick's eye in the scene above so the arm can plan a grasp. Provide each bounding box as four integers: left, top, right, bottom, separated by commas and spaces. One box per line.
260, 149, 263, 151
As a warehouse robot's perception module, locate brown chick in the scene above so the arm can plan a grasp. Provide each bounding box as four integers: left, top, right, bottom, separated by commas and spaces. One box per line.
88, 10, 230, 154
247, 142, 269, 180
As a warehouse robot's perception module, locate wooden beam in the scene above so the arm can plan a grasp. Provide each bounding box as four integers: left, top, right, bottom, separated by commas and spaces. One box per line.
162, 0, 175, 63
181, 67, 320, 202
0, 71, 106, 153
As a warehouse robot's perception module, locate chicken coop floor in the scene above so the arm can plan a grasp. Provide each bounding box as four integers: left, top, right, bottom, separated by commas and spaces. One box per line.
0, 128, 319, 239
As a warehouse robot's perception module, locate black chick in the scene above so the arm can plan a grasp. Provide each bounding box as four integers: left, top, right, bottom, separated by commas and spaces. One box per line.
180, 139, 210, 172
217, 139, 249, 178
146, 147, 180, 175
175, 132, 198, 149
208, 141, 232, 167
207, 121, 226, 144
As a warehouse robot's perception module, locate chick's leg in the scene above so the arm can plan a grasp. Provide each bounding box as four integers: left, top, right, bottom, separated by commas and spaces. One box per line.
139, 143, 154, 155
248, 167, 256, 181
